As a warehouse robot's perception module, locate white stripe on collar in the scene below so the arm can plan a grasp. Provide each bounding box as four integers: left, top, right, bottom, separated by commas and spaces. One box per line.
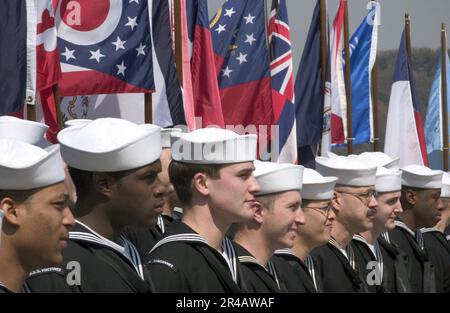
73, 220, 126, 253
157, 215, 165, 234
274, 248, 296, 256
238, 255, 280, 290
222, 237, 238, 283
149, 233, 238, 284
353, 234, 384, 282
353, 234, 368, 244
173, 207, 183, 214
22, 282, 32, 293
395, 220, 424, 249
447, 235, 450, 241
381, 231, 391, 244
267, 261, 281, 290
70, 220, 144, 279
353, 234, 377, 259
305, 255, 318, 292
420, 227, 438, 233
394, 220, 416, 237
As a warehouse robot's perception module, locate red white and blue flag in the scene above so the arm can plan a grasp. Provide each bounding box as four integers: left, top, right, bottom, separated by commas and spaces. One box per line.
328, 0, 346, 148
56, 0, 154, 96
268, 0, 297, 163
211, 0, 274, 154
384, 30, 429, 167
186, 0, 224, 128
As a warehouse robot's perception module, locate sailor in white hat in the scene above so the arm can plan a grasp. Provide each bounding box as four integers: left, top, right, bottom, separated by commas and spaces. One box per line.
421, 172, 450, 293
25, 118, 164, 293
63, 119, 92, 128
122, 127, 183, 259
272, 168, 337, 293
312, 155, 378, 293
145, 127, 260, 293
232, 161, 304, 293
0, 116, 79, 210
0, 115, 51, 148
0, 139, 74, 293
357, 152, 400, 171
389, 164, 443, 293
350, 158, 410, 293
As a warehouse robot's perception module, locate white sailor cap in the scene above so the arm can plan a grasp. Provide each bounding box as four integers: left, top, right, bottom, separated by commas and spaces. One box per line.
64, 119, 92, 128
315, 155, 377, 187
0, 115, 51, 148
171, 128, 257, 164
441, 172, 450, 198
401, 165, 443, 189
161, 128, 182, 148
254, 160, 304, 196
58, 118, 161, 172
302, 168, 338, 200
0, 139, 65, 190
357, 152, 400, 171
375, 167, 402, 193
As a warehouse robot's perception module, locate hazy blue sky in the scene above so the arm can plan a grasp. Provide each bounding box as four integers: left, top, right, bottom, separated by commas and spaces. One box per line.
208, 0, 450, 69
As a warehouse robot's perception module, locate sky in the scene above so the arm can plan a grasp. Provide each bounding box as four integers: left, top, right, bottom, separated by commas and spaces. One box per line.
208, 0, 450, 69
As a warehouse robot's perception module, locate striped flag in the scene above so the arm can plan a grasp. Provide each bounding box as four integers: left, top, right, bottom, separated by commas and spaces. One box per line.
268, 0, 297, 163
347, 1, 379, 145
424, 50, 450, 169
186, 0, 224, 128
384, 30, 429, 167
328, 0, 346, 148
150, 0, 186, 127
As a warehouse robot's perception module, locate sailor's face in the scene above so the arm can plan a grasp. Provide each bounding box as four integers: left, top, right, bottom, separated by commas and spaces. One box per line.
336, 186, 377, 233
298, 200, 334, 247
375, 191, 402, 231
19, 182, 74, 269
263, 190, 304, 249
413, 189, 443, 228
112, 160, 166, 227
207, 162, 260, 223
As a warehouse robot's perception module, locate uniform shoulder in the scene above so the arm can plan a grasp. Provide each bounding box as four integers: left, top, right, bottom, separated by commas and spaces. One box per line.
144, 240, 203, 271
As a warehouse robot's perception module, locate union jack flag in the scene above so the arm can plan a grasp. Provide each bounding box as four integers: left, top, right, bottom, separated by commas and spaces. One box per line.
268, 0, 297, 163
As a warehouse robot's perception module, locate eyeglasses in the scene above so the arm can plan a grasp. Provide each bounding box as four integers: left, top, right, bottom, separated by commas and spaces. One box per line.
303, 203, 333, 218
339, 190, 377, 206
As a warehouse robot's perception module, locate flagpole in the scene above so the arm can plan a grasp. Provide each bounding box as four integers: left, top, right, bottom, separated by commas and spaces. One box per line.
26, 103, 36, 122
52, 84, 63, 130
371, 61, 379, 151
145, 94, 153, 123
405, 14, 412, 62
319, 0, 327, 88
343, 0, 353, 154
441, 23, 449, 171
317, 0, 328, 156
174, 0, 183, 83
264, 0, 270, 54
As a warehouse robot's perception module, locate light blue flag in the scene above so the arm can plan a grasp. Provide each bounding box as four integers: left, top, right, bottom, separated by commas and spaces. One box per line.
346, 2, 379, 145
424, 51, 450, 170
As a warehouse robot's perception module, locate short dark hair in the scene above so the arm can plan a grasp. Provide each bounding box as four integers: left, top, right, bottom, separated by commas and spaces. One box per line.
69, 161, 162, 202
68, 167, 93, 201
0, 189, 36, 205
400, 186, 426, 209
168, 160, 224, 206
68, 167, 134, 200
